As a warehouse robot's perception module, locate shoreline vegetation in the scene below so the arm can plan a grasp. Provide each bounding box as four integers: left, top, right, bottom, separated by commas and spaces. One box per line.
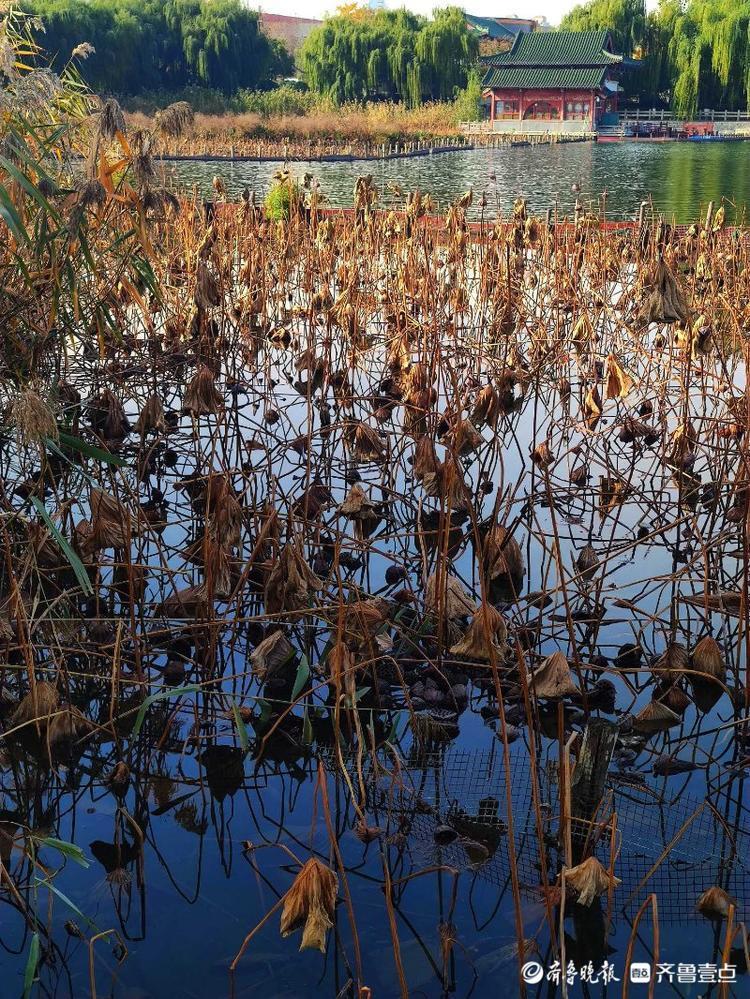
125, 102, 475, 154
17, 0, 750, 136
140, 127, 590, 163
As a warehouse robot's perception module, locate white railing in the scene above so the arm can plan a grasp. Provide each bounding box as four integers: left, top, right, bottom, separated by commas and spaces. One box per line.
620, 109, 675, 122
620, 108, 750, 123
700, 109, 750, 121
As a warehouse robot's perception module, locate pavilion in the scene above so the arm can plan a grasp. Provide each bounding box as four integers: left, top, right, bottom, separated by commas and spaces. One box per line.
481, 30, 630, 133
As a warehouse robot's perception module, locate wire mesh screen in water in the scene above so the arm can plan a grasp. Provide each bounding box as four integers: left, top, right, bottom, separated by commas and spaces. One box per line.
322, 745, 750, 923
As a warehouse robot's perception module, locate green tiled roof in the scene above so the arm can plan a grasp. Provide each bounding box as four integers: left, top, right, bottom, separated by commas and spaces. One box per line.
465, 15, 516, 41
485, 30, 622, 67
482, 65, 607, 90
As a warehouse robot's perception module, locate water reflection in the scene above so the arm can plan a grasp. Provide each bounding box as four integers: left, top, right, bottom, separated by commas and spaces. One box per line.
171, 141, 750, 221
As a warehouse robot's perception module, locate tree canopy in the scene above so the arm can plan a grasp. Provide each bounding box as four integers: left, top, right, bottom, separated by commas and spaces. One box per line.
561, 0, 750, 115
20, 0, 292, 95
299, 7, 478, 106
561, 0, 647, 57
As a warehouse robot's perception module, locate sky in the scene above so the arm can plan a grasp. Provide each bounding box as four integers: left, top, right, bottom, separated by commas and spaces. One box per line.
256, 1, 582, 27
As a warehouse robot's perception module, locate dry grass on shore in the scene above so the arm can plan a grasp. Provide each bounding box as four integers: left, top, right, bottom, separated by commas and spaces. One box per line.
127, 102, 464, 156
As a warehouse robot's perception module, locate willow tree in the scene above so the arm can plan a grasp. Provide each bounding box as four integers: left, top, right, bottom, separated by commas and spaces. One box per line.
23, 0, 292, 95
164, 0, 292, 92
561, 0, 647, 56
415, 7, 477, 102
668, 0, 750, 115
300, 6, 478, 105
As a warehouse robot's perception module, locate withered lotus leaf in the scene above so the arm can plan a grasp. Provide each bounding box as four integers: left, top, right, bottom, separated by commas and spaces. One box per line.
331, 598, 390, 650
575, 544, 598, 580
425, 573, 475, 621
280, 857, 338, 953
696, 886, 735, 920
183, 365, 224, 417
570, 464, 589, 487
158, 585, 210, 619
9, 681, 59, 732
681, 591, 742, 617
135, 394, 166, 435
91, 488, 136, 551
327, 640, 355, 692
349, 421, 386, 463
386, 332, 410, 373
482, 524, 525, 586
406, 362, 432, 398
563, 857, 620, 906
338, 485, 377, 520
599, 476, 628, 519
654, 683, 691, 715
113, 562, 148, 603
445, 419, 482, 456
292, 482, 332, 521
421, 458, 468, 510
471, 385, 499, 428
402, 387, 437, 435
604, 353, 635, 400
668, 420, 697, 468
571, 312, 594, 354
207, 477, 243, 549
47, 705, 94, 746
582, 385, 602, 430
250, 630, 295, 681
265, 545, 322, 615
355, 820, 382, 844
74, 519, 97, 560
652, 753, 698, 776
201, 541, 234, 598
86, 389, 131, 445
690, 635, 725, 680
652, 642, 688, 678
530, 651, 578, 699
640, 260, 689, 324
28, 520, 63, 568
194, 260, 221, 310
633, 699, 681, 734
413, 435, 439, 481
449, 604, 507, 661
531, 440, 553, 468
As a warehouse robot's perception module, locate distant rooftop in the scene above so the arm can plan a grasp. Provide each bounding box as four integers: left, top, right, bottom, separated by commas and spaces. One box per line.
465, 14, 539, 40
259, 12, 322, 54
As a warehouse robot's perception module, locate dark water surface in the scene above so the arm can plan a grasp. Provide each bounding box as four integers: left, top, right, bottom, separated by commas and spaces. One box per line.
171, 140, 750, 221
2, 208, 750, 999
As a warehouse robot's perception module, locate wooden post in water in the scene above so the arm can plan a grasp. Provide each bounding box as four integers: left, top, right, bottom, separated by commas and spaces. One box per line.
569, 718, 617, 845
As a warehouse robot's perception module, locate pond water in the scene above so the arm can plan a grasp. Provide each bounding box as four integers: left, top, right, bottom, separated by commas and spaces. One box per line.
3, 209, 750, 999
171, 140, 750, 222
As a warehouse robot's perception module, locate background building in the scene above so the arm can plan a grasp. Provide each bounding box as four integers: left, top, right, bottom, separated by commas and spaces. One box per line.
259, 12, 322, 57
481, 30, 628, 134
